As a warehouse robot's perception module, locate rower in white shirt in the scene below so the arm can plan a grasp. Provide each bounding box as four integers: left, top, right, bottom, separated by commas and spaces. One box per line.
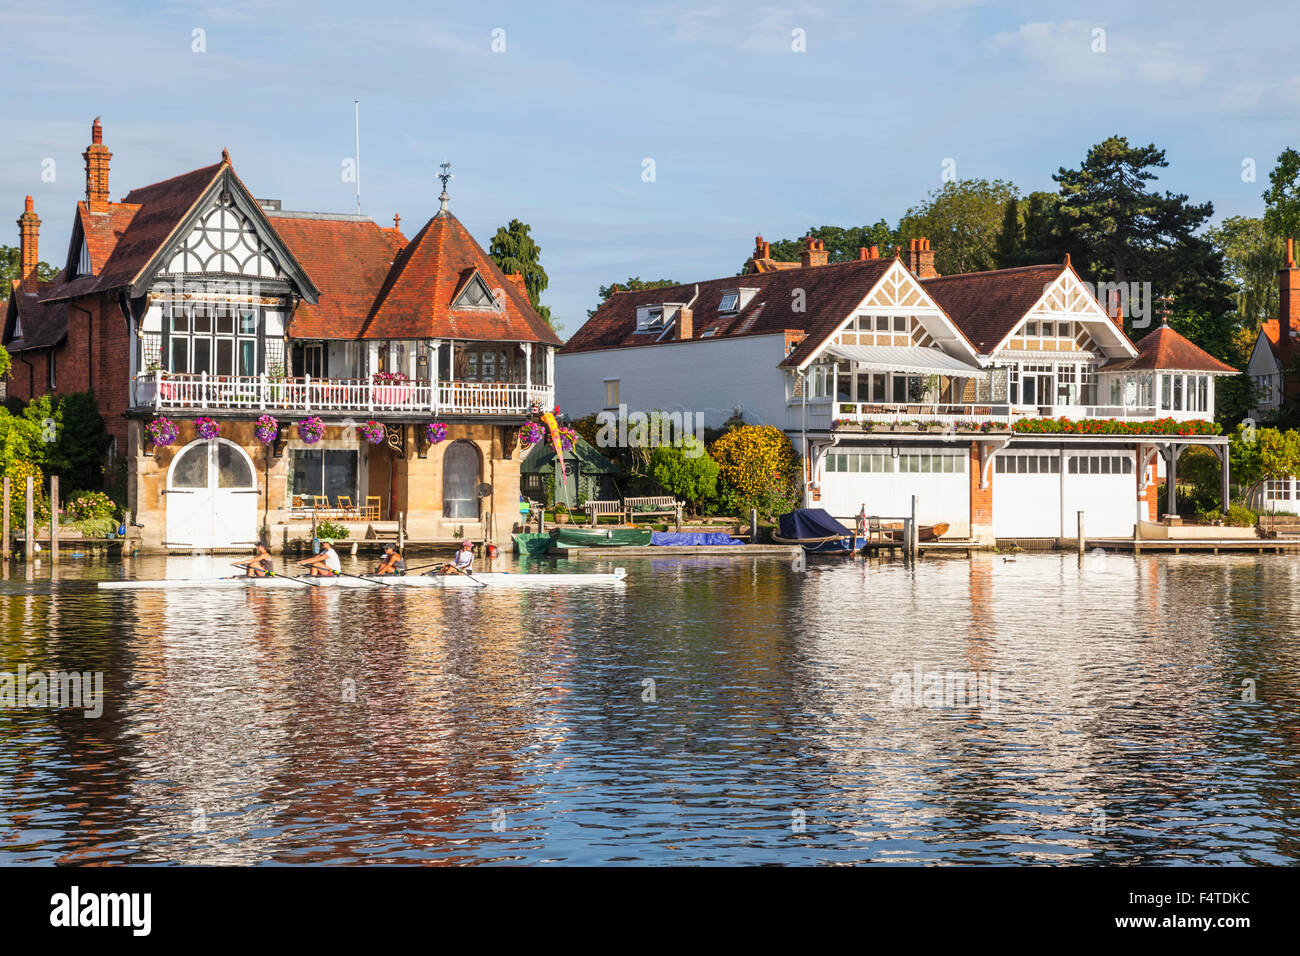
298, 539, 342, 577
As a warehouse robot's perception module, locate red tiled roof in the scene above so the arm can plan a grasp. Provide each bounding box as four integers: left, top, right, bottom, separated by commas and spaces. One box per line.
1107, 324, 1238, 374
562, 257, 895, 363
268, 213, 407, 338
363, 210, 561, 345
922, 263, 1068, 353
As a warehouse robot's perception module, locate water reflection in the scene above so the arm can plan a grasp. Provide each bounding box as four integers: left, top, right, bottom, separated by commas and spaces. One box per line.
2, 551, 1299, 864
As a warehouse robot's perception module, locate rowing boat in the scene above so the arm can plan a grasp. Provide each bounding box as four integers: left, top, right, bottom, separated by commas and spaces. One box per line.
98, 568, 628, 590
549, 527, 653, 548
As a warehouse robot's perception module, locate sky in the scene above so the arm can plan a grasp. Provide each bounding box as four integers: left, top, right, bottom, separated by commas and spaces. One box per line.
0, 0, 1296, 334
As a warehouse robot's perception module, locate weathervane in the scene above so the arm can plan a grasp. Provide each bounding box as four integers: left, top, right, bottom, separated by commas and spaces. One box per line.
1155, 294, 1175, 327
438, 162, 453, 213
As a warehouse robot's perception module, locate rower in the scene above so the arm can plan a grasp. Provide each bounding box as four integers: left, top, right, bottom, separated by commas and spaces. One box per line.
429, 539, 475, 575
234, 543, 274, 577
374, 543, 406, 576
298, 539, 342, 577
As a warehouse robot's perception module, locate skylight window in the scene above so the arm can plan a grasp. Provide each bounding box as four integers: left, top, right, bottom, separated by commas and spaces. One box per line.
700, 328, 718, 338
636, 305, 666, 331
719, 292, 739, 313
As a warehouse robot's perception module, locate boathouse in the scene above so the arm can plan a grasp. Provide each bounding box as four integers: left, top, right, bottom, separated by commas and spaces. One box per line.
2, 120, 562, 551
559, 236, 1238, 544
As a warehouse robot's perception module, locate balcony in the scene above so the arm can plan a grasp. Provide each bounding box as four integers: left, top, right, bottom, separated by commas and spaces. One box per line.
788, 400, 1163, 432
132, 372, 555, 417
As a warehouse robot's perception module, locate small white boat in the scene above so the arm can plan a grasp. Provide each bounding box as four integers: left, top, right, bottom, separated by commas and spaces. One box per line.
98, 568, 628, 591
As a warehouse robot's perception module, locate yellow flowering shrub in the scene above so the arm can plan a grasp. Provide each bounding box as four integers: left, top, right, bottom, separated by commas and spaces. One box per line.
708, 425, 801, 516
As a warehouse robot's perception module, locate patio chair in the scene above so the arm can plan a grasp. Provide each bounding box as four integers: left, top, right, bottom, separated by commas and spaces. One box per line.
313, 495, 332, 518
365, 496, 382, 521
337, 496, 355, 520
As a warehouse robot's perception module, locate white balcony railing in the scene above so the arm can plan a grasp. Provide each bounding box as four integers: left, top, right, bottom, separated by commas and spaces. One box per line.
788, 400, 1169, 430
132, 372, 555, 416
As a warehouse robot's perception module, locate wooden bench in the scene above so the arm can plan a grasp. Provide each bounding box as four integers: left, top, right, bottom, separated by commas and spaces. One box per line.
584, 500, 624, 526
624, 495, 683, 531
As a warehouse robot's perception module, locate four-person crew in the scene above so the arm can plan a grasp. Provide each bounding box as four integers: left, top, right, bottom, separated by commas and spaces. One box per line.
374, 544, 406, 576
298, 539, 342, 577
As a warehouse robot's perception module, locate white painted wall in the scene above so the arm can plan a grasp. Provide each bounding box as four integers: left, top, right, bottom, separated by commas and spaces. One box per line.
819, 448, 971, 537
556, 334, 791, 429
992, 449, 1137, 538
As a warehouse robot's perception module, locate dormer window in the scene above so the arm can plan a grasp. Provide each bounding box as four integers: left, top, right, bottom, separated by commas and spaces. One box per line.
452, 272, 499, 310
636, 305, 666, 331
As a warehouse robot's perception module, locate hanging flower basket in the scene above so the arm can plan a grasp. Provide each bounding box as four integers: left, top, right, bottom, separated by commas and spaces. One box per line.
297, 416, 326, 445
194, 417, 221, 440
146, 416, 179, 447
519, 421, 545, 448
253, 414, 279, 444
372, 370, 408, 383
358, 420, 385, 444
426, 421, 448, 445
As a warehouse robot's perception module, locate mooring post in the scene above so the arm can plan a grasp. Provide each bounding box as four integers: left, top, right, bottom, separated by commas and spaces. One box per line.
749, 508, 758, 543
910, 495, 919, 560
2, 476, 10, 562
25, 476, 34, 561
399, 511, 406, 552
50, 476, 59, 564
1077, 511, 1085, 558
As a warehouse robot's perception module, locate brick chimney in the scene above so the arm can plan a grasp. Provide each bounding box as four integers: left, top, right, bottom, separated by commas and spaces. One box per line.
16, 195, 40, 291
869, 245, 879, 259
800, 236, 828, 268
678, 306, 693, 340
1280, 237, 1298, 365
907, 238, 938, 279
83, 117, 112, 211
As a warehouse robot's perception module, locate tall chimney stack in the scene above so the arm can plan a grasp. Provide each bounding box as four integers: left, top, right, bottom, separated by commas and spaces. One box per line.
16, 195, 40, 291
907, 238, 938, 279
800, 236, 829, 268
83, 117, 112, 211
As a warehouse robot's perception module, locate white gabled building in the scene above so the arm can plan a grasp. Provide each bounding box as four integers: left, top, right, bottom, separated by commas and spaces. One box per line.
559, 235, 1237, 544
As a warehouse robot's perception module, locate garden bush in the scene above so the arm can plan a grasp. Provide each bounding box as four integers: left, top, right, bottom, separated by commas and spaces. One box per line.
708, 424, 801, 519
315, 520, 350, 539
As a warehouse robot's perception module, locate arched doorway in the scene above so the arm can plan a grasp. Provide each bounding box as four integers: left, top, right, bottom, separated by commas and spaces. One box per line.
442, 440, 481, 519
165, 438, 260, 549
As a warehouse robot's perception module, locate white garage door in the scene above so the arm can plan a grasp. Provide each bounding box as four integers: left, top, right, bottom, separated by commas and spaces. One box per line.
1064, 452, 1136, 538
992, 451, 1061, 538
822, 449, 970, 536
165, 438, 261, 550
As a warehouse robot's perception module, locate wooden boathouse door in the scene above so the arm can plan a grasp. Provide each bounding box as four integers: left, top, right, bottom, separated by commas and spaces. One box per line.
165, 438, 260, 549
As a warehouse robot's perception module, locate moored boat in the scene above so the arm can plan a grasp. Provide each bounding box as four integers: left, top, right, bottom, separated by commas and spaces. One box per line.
99, 569, 628, 590
772, 509, 861, 554
548, 526, 654, 548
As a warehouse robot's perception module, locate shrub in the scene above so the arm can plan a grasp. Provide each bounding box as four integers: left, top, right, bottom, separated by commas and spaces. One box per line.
315, 520, 350, 539
708, 424, 801, 519
73, 515, 118, 538
65, 490, 117, 522
1226, 504, 1257, 528
649, 435, 718, 514
4, 459, 50, 529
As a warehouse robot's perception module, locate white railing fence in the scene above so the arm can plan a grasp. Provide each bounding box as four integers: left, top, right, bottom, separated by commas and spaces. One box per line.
133, 371, 555, 415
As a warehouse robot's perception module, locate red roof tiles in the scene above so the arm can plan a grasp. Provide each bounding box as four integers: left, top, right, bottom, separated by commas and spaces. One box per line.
1107, 324, 1238, 374
363, 211, 561, 345
922, 264, 1067, 353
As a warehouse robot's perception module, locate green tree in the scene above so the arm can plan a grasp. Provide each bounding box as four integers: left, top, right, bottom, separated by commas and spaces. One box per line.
1205, 216, 1284, 332
588, 277, 678, 318
649, 435, 718, 515
0, 344, 10, 381
1053, 136, 1232, 325
897, 179, 1020, 275
488, 219, 554, 328
1231, 424, 1300, 501
760, 222, 897, 269
1262, 148, 1300, 242
996, 191, 1067, 268
0, 244, 59, 284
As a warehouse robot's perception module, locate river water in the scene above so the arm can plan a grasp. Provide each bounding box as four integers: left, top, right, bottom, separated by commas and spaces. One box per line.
1, 550, 1298, 865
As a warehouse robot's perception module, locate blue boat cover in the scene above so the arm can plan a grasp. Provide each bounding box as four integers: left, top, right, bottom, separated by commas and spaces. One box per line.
777, 508, 851, 540
650, 532, 743, 546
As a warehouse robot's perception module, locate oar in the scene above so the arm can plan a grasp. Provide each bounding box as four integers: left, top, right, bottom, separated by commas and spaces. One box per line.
229, 562, 313, 587
328, 567, 398, 588
444, 562, 488, 588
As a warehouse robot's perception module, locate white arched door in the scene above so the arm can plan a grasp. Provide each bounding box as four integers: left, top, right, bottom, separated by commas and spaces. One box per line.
165, 438, 260, 549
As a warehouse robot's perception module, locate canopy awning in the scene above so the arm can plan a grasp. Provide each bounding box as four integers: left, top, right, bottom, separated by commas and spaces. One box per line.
825, 344, 986, 377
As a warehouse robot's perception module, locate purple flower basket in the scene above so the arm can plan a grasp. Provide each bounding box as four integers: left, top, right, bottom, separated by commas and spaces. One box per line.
146, 417, 179, 447
297, 416, 326, 445
426, 421, 448, 444
254, 414, 279, 444
359, 420, 385, 444
194, 417, 221, 440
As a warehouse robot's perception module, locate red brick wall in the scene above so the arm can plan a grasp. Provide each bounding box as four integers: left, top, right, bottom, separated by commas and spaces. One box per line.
969, 442, 992, 529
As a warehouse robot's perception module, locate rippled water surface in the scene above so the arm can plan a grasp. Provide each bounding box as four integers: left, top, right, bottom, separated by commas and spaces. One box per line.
2, 550, 1299, 865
